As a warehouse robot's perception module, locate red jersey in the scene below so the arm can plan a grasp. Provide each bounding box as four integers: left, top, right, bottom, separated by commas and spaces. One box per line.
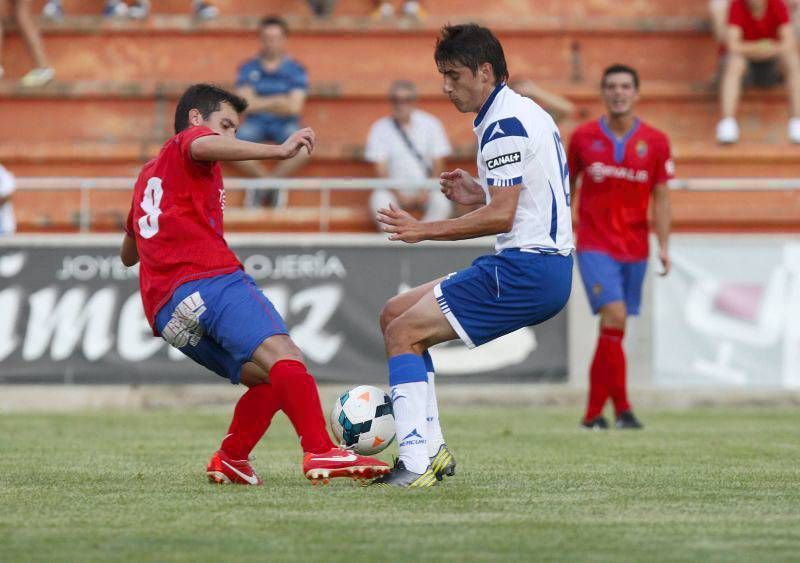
568, 118, 674, 261
126, 126, 242, 331
728, 0, 790, 41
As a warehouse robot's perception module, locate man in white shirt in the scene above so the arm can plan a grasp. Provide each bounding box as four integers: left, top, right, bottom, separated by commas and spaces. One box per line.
371, 24, 573, 488
364, 80, 452, 228
0, 165, 16, 236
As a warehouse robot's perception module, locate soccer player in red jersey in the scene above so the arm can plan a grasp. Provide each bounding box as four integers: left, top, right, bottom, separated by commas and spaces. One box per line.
568, 65, 673, 430
120, 84, 388, 484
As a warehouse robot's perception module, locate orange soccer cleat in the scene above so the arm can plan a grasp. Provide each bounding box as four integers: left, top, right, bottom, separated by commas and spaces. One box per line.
302, 447, 389, 485
206, 449, 263, 485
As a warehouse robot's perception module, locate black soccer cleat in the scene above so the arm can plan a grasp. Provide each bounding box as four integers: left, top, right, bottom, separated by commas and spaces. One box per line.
580, 416, 609, 430
429, 443, 456, 481
616, 411, 644, 429
370, 459, 437, 488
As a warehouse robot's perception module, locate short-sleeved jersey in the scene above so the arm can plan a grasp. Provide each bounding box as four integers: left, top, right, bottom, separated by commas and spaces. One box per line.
728, 0, 790, 41
473, 83, 574, 255
235, 56, 307, 126
568, 117, 674, 261
126, 126, 242, 332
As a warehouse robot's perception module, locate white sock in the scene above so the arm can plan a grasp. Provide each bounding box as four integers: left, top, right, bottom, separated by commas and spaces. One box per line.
390, 381, 429, 474
426, 371, 445, 456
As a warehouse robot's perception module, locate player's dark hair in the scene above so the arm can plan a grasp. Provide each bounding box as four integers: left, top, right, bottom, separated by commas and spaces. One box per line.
259, 15, 289, 35
174, 84, 248, 134
601, 64, 640, 90
434, 24, 509, 84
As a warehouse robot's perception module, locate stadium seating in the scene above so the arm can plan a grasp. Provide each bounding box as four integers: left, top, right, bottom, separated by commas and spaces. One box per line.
1, 0, 798, 231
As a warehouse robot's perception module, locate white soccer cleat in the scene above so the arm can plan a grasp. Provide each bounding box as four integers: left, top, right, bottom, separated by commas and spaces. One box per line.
788, 117, 800, 144
20, 67, 55, 88
716, 117, 740, 145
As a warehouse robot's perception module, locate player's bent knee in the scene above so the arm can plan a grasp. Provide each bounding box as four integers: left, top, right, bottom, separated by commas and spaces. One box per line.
379, 297, 405, 333
240, 362, 270, 387
383, 316, 420, 354
251, 334, 304, 372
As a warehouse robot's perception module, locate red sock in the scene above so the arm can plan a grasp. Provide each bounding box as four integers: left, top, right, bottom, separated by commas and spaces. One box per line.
584, 327, 624, 422
221, 383, 281, 460
268, 359, 335, 454
606, 328, 631, 416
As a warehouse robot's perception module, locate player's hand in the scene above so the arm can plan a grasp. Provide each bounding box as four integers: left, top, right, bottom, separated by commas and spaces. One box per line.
440, 169, 485, 205
377, 203, 427, 243
280, 127, 315, 159
658, 248, 671, 276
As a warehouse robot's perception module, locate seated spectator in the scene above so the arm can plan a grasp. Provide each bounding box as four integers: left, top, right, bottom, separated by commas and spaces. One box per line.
365, 80, 452, 229
0, 0, 54, 87
372, 0, 424, 20
235, 16, 310, 208
507, 76, 576, 123
41, 1, 218, 21
0, 163, 16, 236
716, 0, 800, 143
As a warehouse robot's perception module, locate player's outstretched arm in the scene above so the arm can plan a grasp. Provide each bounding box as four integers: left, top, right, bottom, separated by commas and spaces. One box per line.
378, 184, 521, 243
191, 127, 315, 162
440, 169, 486, 205
120, 233, 139, 267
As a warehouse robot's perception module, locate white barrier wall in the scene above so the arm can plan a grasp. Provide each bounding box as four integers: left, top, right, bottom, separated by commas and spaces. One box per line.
0, 235, 568, 384
570, 234, 800, 390
2, 233, 796, 388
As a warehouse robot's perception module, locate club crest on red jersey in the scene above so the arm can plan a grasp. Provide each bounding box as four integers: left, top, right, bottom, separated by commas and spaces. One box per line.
636, 140, 648, 158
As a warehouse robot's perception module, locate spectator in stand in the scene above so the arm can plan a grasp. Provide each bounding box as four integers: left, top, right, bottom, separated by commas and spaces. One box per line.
372, 0, 424, 20
507, 76, 576, 124
41, 1, 218, 21
0, 164, 16, 236
235, 16, 309, 208
0, 0, 54, 87
711, 0, 800, 41
716, 0, 800, 143
364, 80, 452, 229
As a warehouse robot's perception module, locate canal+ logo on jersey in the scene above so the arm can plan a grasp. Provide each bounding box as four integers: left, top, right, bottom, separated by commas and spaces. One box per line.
486, 151, 521, 170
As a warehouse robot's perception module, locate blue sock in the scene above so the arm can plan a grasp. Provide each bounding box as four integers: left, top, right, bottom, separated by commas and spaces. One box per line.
388, 353, 428, 386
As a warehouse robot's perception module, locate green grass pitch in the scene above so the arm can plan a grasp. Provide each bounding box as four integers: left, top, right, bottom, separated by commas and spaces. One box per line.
1, 406, 799, 562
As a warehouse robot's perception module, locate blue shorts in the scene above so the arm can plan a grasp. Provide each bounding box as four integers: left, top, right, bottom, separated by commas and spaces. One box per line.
154, 270, 288, 384
576, 251, 647, 315
434, 249, 573, 349
236, 115, 300, 144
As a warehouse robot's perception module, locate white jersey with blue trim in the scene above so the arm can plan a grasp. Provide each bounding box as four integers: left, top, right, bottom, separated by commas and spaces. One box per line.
473, 83, 574, 255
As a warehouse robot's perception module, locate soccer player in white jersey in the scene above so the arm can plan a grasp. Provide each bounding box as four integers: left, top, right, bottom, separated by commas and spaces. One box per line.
372, 23, 574, 487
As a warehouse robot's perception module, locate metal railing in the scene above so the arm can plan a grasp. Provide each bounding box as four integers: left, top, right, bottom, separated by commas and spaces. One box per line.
15, 176, 800, 233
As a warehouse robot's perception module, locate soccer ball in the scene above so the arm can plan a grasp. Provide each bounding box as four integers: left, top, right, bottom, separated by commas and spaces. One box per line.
330, 385, 395, 455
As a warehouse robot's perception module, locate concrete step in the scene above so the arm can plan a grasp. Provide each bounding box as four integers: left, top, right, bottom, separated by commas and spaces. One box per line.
2, 139, 799, 178
30, 0, 709, 19
3, 80, 796, 146
13, 184, 800, 233
2, 17, 717, 84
